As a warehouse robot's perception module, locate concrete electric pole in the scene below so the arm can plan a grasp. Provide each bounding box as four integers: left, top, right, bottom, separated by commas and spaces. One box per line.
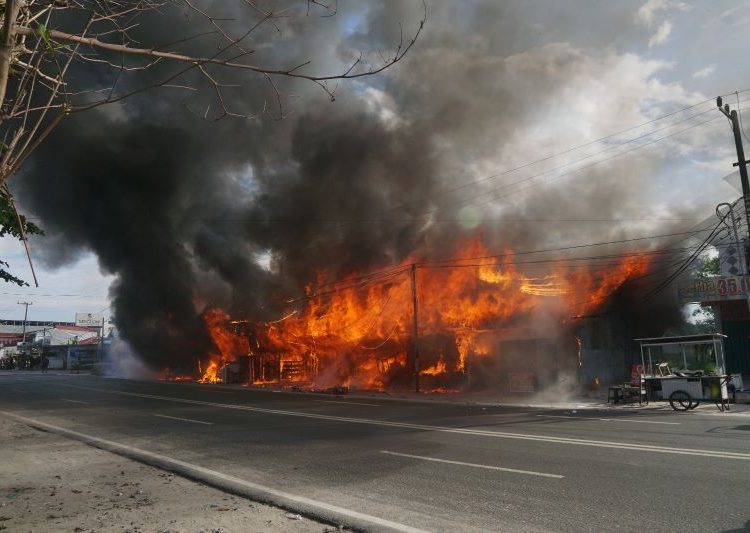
17, 300, 32, 350
717, 96, 750, 242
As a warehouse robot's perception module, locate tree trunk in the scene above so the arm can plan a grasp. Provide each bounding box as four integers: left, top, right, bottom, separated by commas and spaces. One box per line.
0, 0, 20, 118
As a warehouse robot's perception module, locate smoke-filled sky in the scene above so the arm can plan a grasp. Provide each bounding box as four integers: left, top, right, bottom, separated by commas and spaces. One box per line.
2, 0, 749, 366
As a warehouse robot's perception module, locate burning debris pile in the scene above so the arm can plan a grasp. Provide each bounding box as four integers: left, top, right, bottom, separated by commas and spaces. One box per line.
199, 237, 650, 391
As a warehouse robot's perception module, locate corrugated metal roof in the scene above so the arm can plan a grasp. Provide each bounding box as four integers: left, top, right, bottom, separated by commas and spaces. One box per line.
0, 325, 47, 335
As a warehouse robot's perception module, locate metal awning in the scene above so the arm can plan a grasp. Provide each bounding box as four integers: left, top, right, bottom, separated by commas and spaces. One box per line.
635, 334, 726, 376
634, 333, 726, 348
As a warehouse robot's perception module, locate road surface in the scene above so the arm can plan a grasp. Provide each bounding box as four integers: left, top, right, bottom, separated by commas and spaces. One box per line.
1, 372, 749, 532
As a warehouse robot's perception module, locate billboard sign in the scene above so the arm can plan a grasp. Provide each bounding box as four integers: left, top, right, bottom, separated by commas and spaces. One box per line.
75, 313, 104, 328
678, 276, 750, 304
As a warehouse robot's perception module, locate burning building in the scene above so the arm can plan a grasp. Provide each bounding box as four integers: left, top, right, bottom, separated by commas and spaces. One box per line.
198, 236, 651, 393
11, 3, 704, 393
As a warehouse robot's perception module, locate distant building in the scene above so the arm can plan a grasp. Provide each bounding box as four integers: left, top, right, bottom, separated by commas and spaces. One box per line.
0, 319, 103, 370
0, 319, 76, 348
32, 324, 99, 346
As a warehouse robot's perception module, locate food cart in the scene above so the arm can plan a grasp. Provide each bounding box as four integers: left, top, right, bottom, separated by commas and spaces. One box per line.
635, 334, 731, 412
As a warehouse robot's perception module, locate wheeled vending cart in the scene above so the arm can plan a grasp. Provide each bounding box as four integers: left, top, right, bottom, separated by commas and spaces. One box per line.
635, 334, 731, 412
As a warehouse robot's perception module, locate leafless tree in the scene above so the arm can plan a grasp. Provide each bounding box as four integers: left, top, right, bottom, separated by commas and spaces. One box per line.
0, 0, 425, 285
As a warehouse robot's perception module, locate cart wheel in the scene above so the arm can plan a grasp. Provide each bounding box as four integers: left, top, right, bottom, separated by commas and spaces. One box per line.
688, 400, 700, 410
669, 390, 692, 411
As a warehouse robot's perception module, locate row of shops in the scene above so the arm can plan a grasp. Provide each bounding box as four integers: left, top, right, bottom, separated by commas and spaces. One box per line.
0, 320, 110, 370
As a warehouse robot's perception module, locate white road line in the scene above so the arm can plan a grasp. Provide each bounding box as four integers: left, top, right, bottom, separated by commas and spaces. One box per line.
10, 388, 28, 394
536, 414, 680, 425
380, 451, 563, 479
59, 384, 750, 461
315, 400, 381, 407
0, 411, 426, 533
153, 414, 213, 425
60, 398, 89, 405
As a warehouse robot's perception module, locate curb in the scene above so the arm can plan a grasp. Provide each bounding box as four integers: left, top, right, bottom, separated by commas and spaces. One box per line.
1, 411, 426, 533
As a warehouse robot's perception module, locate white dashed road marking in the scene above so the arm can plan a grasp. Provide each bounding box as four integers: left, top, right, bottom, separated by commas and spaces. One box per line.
380, 450, 564, 479
60, 398, 89, 405
536, 414, 680, 425
315, 400, 381, 407
153, 413, 213, 425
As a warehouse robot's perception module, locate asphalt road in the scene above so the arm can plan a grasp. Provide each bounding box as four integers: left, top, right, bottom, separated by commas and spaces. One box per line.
1, 372, 749, 532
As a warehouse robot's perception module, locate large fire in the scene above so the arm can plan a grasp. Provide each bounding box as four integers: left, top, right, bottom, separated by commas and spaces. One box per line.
199, 237, 649, 390
199, 309, 249, 383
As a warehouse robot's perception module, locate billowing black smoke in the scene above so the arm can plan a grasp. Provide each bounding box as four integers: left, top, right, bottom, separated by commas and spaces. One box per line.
16, 95, 442, 370
19, 123, 221, 369
10, 1, 702, 371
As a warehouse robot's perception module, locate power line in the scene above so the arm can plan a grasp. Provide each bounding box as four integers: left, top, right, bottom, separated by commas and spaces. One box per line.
402, 96, 722, 208
246, 90, 750, 232
383, 89, 750, 215
641, 208, 733, 300
439, 103, 720, 204
452, 114, 724, 211
421, 225, 717, 266
617, 221, 729, 287
296, 264, 412, 292
285, 266, 411, 304
222, 215, 708, 224
279, 225, 718, 305
418, 247, 710, 270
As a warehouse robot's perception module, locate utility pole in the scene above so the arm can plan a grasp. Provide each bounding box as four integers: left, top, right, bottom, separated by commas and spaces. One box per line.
410, 263, 420, 393
17, 301, 32, 360
98, 316, 106, 364
17, 301, 31, 342
717, 97, 750, 241
717, 202, 750, 316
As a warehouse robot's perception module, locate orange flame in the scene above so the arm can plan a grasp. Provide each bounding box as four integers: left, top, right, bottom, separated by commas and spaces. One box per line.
200, 236, 649, 390
199, 309, 249, 383
421, 358, 447, 376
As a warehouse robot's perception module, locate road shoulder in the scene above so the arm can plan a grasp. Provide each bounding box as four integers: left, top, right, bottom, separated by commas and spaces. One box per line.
0, 414, 332, 533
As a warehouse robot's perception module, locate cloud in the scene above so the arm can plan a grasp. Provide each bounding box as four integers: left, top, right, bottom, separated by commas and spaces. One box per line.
692, 65, 715, 79
636, 0, 689, 47
0, 252, 113, 322
636, 0, 690, 28
648, 20, 673, 47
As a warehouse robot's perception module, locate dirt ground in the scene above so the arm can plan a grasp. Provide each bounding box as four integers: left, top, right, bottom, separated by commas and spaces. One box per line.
0, 416, 337, 533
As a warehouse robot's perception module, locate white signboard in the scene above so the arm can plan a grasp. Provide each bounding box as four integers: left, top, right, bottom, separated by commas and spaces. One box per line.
75, 313, 104, 328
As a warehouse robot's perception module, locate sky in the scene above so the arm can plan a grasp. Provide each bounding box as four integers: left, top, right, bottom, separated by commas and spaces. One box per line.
2, 0, 750, 328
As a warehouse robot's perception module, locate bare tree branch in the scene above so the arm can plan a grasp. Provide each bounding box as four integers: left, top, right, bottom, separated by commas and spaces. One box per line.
13, 17, 422, 84
0, 0, 426, 285
2, 183, 38, 287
